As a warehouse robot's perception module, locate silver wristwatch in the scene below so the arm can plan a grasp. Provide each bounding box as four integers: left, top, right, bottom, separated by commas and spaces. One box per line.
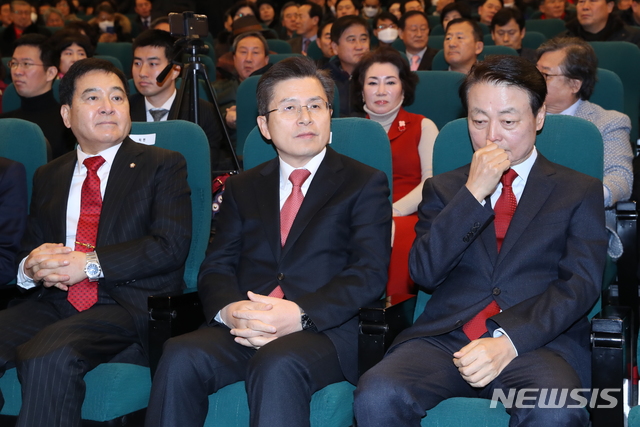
84, 251, 101, 282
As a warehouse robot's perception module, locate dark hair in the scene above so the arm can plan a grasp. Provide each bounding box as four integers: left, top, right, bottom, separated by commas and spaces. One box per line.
351, 46, 419, 111
302, 1, 324, 22
398, 10, 428, 30
440, 2, 471, 27
59, 57, 128, 106
51, 31, 94, 69
230, 1, 258, 18
150, 16, 168, 29
231, 31, 270, 56
330, 15, 368, 43
256, 56, 334, 117
317, 18, 335, 38
374, 11, 399, 29
536, 36, 598, 100
64, 20, 99, 48
95, 2, 115, 15
446, 17, 483, 42
460, 55, 547, 116
480, 0, 503, 6
13, 34, 56, 68
490, 7, 524, 31
336, 0, 363, 12
400, 0, 430, 14
132, 29, 177, 61
55, 0, 78, 15
256, 0, 279, 25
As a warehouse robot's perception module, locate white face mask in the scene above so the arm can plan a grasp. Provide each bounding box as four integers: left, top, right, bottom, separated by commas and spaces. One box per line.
30, 12, 37, 23
377, 27, 398, 43
363, 6, 379, 17
98, 20, 115, 32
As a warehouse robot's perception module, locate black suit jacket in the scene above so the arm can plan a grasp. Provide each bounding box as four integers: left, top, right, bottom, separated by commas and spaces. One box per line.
0, 157, 27, 286
417, 47, 440, 71
403, 154, 608, 387
20, 138, 192, 356
197, 147, 392, 384
129, 93, 229, 170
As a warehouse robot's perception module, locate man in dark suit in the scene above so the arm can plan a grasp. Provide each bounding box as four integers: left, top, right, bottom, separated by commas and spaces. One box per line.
0, 0, 50, 57
288, 2, 322, 55
398, 10, 438, 71
490, 8, 537, 63
0, 157, 27, 286
0, 58, 192, 427
354, 55, 608, 425
145, 56, 392, 427
130, 29, 230, 170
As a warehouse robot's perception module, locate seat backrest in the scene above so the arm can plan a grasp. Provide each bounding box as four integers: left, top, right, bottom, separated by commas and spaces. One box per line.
2, 80, 61, 114
129, 120, 211, 290
428, 35, 445, 50
432, 46, 518, 70
590, 68, 624, 114
269, 53, 304, 64
589, 41, 640, 145
243, 117, 393, 198
306, 41, 323, 60
96, 42, 133, 78
406, 70, 466, 131
0, 118, 48, 203
235, 75, 340, 156
524, 18, 566, 39
94, 55, 124, 73
267, 39, 292, 54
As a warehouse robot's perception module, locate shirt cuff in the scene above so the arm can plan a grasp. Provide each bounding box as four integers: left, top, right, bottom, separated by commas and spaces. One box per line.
16, 256, 36, 290
214, 310, 230, 328
492, 327, 519, 356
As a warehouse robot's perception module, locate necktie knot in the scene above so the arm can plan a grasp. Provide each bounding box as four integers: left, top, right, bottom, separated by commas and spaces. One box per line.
289, 169, 311, 188
83, 156, 105, 173
150, 108, 169, 122
500, 169, 518, 188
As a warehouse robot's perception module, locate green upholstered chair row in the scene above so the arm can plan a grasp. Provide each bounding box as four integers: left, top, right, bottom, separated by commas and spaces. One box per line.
524, 18, 567, 39
267, 38, 293, 54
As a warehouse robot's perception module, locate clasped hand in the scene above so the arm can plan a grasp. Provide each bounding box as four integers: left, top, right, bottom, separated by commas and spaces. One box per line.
221, 291, 303, 349
465, 142, 511, 202
452, 335, 516, 387
24, 243, 88, 291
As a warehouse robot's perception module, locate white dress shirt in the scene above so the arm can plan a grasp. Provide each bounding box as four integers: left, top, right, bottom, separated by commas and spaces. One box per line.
144, 89, 177, 122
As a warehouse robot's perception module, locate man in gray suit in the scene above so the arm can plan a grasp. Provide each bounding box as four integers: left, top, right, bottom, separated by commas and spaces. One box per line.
0, 58, 192, 427
536, 36, 633, 207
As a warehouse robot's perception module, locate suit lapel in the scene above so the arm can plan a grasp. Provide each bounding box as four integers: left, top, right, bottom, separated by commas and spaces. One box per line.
97, 138, 144, 244
254, 158, 282, 261
496, 155, 556, 267
280, 147, 344, 259
130, 95, 148, 122
50, 154, 76, 242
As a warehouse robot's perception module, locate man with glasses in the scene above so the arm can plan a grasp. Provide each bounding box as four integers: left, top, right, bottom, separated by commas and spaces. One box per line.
372, 11, 399, 46
399, 10, 438, 71
288, 2, 322, 54
0, 0, 50, 57
536, 36, 633, 207
146, 56, 391, 427
0, 34, 73, 159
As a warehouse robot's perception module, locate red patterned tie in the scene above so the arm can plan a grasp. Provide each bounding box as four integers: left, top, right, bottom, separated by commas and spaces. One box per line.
462, 169, 518, 340
269, 169, 311, 299
68, 156, 105, 311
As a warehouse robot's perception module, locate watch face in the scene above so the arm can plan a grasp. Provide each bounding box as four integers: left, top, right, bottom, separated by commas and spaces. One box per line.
86, 264, 100, 277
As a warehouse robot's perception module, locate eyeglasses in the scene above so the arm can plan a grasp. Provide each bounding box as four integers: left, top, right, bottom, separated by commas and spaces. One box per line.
376, 24, 397, 30
266, 101, 332, 117
538, 71, 564, 80
7, 61, 44, 70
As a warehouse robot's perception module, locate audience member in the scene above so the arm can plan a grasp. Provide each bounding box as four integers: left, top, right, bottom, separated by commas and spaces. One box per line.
289, 1, 322, 54
399, 10, 438, 70
315, 19, 335, 66
43, 7, 64, 27
130, 29, 229, 170
51, 30, 93, 77
0, 2, 12, 27
354, 54, 608, 427
619, 0, 640, 26
0, 157, 27, 286
324, 15, 370, 116
490, 8, 536, 62
335, 0, 362, 17
64, 19, 99, 48
563, 0, 640, 46
0, 0, 51, 57
231, 0, 258, 20
352, 47, 439, 215
89, 1, 133, 43
373, 11, 399, 45
0, 57, 191, 427
145, 55, 391, 427
440, 2, 472, 30
443, 18, 483, 73
0, 34, 74, 159
362, 0, 382, 17
131, 0, 157, 36
278, 1, 299, 39
478, 0, 503, 25
257, 0, 279, 29
536, 37, 633, 206
537, 0, 575, 20
388, 1, 402, 18
401, 0, 426, 13
55, 0, 80, 21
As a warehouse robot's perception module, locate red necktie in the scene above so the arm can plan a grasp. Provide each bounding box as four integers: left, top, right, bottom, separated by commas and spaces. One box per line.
462, 169, 518, 340
269, 169, 311, 299
68, 156, 105, 311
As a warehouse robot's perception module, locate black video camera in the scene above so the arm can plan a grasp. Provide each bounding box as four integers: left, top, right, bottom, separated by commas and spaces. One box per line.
168, 11, 208, 38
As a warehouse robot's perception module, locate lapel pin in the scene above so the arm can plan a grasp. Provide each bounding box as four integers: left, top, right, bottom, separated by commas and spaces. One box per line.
398, 121, 406, 132
130, 163, 136, 168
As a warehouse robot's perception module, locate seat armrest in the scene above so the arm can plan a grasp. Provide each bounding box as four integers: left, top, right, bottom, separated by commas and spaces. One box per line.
591, 305, 636, 427
148, 291, 205, 377
358, 293, 416, 377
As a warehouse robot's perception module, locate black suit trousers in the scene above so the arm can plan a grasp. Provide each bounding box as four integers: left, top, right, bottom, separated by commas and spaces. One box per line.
0, 298, 138, 427
146, 325, 345, 427
354, 329, 589, 427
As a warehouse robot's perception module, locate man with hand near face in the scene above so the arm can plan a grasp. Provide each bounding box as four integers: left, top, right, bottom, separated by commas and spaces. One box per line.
354, 55, 607, 426
0, 58, 192, 427
145, 56, 391, 427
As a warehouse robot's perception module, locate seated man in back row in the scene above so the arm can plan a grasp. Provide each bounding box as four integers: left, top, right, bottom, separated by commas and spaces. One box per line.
145, 56, 392, 427
354, 55, 608, 426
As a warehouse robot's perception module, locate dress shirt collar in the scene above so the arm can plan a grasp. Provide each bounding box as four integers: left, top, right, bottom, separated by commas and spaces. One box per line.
279, 146, 327, 191
406, 46, 427, 62
510, 145, 537, 184
144, 88, 177, 120
557, 98, 582, 116
75, 142, 123, 173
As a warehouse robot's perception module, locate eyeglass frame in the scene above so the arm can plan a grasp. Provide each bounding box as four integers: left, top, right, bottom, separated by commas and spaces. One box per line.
538, 71, 564, 80
7, 60, 46, 70
264, 101, 333, 117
